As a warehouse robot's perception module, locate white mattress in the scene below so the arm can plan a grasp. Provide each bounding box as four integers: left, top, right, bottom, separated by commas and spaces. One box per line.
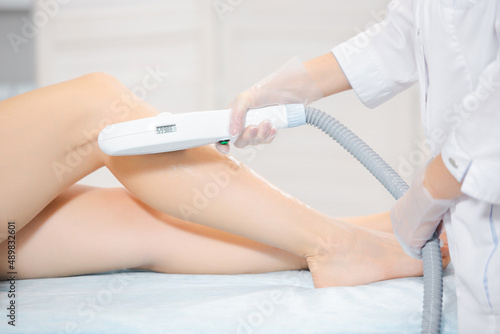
1, 267, 457, 333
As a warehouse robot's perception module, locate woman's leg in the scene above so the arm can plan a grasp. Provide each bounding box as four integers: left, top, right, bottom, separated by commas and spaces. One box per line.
0, 73, 146, 240
0, 184, 306, 280
341, 212, 393, 233
0, 73, 320, 257
0, 73, 445, 287
0, 185, 449, 281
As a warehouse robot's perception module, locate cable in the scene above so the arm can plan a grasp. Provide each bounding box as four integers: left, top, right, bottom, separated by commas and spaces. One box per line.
304, 106, 443, 334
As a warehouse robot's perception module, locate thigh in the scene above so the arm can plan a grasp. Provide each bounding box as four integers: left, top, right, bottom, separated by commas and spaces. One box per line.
0, 73, 130, 240
0, 185, 304, 280
0, 184, 152, 279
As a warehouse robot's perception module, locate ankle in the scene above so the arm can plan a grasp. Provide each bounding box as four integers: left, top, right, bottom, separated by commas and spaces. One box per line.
304, 219, 357, 260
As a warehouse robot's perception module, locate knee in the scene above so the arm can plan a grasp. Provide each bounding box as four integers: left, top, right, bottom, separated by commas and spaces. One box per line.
76, 72, 137, 125
79, 72, 127, 98
68, 72, 158, 159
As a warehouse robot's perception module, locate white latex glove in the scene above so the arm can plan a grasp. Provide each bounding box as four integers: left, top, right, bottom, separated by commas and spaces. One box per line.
216, 56, 323, 154
390, 167, 453, 259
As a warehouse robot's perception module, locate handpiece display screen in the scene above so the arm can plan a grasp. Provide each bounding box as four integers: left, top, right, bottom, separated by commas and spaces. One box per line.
156, 124, 177, 135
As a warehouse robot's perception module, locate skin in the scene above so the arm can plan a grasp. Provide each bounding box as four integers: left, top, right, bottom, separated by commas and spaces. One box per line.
424, 154, 463, 200
0, 73, 449, 285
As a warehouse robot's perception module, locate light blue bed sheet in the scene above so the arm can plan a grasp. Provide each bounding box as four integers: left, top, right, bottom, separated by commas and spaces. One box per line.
1, 267, 457, 333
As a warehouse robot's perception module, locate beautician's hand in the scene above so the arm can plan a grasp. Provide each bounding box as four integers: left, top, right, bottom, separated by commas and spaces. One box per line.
390, 166, 453, 259
216, 56, 323, 154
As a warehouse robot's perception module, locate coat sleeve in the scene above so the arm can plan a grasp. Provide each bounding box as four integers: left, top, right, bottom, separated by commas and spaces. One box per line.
332, 0, 418, 109
441, 3, 500, 204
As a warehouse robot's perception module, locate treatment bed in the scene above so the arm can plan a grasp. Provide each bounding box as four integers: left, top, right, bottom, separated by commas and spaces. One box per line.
1, 266, 457, 333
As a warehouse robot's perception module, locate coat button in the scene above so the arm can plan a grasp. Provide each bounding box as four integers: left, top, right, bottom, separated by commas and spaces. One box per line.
449, 157, 458, 168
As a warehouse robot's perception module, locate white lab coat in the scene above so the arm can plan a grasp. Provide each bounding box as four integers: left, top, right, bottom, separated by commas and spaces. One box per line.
332, 0, 500, 332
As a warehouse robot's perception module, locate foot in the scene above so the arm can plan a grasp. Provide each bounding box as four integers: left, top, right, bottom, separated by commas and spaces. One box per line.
306, 224, 450, 288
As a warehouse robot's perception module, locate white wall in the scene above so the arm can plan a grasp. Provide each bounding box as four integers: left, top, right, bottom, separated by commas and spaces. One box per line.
0, 2, 36, 99
34, 0, 429, 217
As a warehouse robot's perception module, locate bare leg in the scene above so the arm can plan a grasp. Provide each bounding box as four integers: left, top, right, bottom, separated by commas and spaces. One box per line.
0, 73, 143, 239
341, 212, 393, 233
0, 185, 306, 280
0, 185, 448, 282
0, 73, 447, 287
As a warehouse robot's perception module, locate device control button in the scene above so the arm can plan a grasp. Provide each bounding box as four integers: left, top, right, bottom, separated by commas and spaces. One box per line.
448, 157, 458, 169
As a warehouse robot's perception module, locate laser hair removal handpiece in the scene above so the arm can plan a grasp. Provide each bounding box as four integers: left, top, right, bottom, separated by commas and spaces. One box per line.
98, 104, 306, 156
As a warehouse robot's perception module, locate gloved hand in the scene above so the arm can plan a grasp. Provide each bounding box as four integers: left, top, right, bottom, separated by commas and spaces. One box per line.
390, 166, 453, 259
216, 56, 323, 154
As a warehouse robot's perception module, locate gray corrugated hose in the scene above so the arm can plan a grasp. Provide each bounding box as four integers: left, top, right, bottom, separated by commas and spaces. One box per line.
304, 106, 443, 334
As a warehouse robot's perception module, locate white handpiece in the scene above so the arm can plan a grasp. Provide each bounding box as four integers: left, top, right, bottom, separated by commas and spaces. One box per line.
98, 104, 305, 156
